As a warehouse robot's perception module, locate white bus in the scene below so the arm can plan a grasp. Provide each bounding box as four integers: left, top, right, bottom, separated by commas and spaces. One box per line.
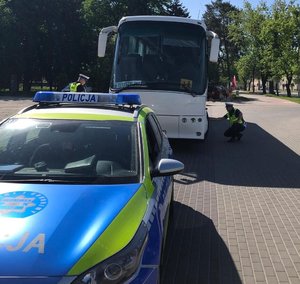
98, 16, 219, 140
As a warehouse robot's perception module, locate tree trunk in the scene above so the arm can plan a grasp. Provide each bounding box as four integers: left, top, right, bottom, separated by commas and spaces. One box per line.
269, 81, 275, 94
286, 84, 291, 97
10, 74, 19, 95
248, 80, 252, 91
261, 73, 268, 94
286, 76, 292, 97
275, 81, 279, 96
243, 80, 247, 91
252, 68, 255, 93
23, 80, 32, 93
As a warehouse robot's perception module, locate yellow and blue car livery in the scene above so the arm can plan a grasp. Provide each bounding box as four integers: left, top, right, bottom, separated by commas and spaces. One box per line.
0, 92, 184, 284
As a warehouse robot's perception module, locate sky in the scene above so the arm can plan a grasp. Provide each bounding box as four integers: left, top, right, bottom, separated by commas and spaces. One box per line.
181, 0, 300, 19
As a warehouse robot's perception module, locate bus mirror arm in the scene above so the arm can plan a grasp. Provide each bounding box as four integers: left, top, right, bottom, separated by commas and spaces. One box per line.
206, 31, 220, 63
98, 26, 118, 57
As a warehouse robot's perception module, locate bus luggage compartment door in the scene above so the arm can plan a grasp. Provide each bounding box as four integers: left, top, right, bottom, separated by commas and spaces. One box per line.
157, 115, 207, 140
179, 115, 207, 139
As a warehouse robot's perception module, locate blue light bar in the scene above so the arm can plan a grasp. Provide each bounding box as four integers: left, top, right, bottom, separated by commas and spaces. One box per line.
33, 91, 141, 105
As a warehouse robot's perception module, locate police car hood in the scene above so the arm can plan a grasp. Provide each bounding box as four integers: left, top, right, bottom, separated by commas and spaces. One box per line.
0, 183, 141, 276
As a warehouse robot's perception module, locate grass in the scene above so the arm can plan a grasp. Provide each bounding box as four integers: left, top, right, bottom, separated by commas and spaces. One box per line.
0, 91, 35, 97
235, 90, 300, 104
0, 87, 52, 97
266, 93, 300, 104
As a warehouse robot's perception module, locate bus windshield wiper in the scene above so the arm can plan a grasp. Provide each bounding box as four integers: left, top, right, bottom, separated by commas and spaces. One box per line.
112, 81, 201, 96
144, 81, 201, 96
113, 83, 150, 93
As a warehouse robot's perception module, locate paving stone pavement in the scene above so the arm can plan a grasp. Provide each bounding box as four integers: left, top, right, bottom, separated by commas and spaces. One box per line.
162, 94, 300, 284
0, 94, 299, 284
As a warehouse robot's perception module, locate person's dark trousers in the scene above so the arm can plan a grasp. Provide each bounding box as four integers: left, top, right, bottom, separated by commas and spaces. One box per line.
224, 123, 245, 139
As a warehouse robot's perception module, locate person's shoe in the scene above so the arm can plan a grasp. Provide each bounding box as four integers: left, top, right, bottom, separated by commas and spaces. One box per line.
227, 137, 235, 142
237, 133, 243, 141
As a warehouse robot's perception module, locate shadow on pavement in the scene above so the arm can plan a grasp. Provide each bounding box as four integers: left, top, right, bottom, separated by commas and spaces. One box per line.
170, 118, 300, 188
207, 95, 258, 105
161, 202, 242, 284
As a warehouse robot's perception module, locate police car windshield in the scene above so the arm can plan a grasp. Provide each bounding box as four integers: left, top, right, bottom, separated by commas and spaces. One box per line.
112, 21, 207, 95
0, 118, 139, 184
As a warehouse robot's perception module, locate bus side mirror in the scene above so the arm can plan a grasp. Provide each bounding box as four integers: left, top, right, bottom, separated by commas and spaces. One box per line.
98, 26, 117, 57
209, 37, 220, 63
207, 31, 220, 63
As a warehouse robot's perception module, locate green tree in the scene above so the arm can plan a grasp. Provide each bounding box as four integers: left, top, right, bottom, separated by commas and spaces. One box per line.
7, 0, 46, 92
264, 0, 300, 96
2, 0, 85, 92
229, 0, 300, 95
236, 54, 255, 91
229, 1, 270, 93
0, 0, 15, 91
165, 0, 189, 17
203, 0, 240, 87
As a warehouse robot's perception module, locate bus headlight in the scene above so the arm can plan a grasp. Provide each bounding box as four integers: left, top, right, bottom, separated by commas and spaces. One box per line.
72, 222, 148, 284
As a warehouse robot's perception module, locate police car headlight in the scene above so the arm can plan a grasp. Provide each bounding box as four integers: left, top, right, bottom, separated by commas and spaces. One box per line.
73, 222, 148, 284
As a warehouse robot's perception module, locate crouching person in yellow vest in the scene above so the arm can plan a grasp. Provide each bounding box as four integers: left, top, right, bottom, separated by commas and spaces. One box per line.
69, 74, 90, 92
223, 102, 246, 142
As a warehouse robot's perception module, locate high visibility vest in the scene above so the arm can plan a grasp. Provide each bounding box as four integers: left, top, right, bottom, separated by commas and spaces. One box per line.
227, 109, 243, 126
69, 82, 81, 92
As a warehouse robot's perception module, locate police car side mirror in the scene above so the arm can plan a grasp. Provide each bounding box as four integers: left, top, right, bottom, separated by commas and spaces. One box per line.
152, 158, 184, 177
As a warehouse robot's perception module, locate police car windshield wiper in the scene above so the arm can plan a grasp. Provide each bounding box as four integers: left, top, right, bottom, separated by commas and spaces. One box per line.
0, 165, 25, 180
0, 176, 71, 183
0, 175, 98, 184
2, 179, 71, 184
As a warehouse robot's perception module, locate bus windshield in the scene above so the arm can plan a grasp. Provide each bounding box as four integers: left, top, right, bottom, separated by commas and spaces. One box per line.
111, 21, 207, 95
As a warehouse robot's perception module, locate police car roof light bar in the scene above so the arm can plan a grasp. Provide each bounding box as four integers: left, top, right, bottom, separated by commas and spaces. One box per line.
33, 91, 141, 106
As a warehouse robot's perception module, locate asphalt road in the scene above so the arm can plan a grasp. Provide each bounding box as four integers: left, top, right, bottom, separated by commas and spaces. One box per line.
0, 94, 299, 284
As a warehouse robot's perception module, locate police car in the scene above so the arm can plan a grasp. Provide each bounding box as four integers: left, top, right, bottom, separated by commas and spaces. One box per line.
0, 92, 184, 284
